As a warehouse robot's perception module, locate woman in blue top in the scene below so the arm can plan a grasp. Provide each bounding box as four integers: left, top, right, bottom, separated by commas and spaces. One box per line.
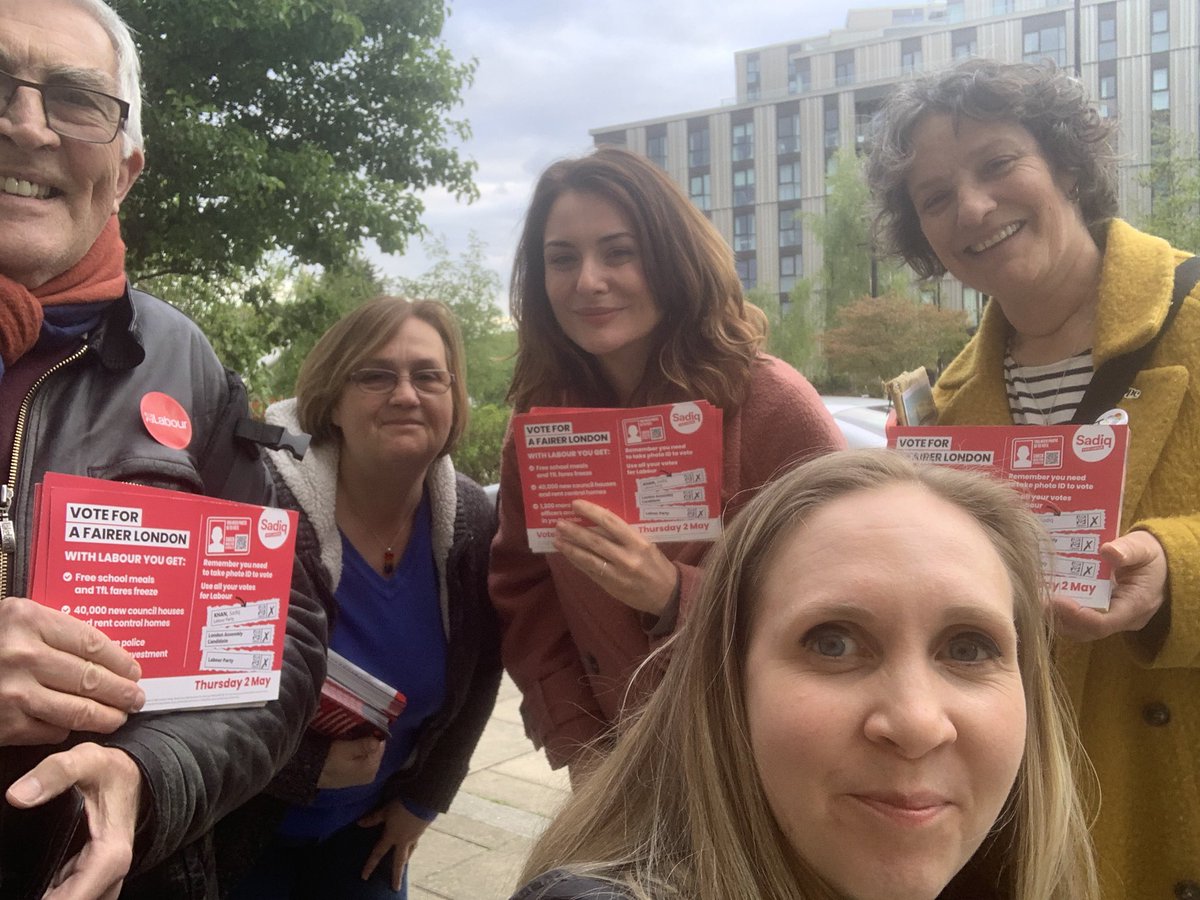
230, 297, 501, 899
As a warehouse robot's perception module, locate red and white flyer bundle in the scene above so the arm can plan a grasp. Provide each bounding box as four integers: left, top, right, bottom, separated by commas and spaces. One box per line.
889, 424, 1129, 610
29, 473, 298, 711
309, 650, 408, 740
513, 401, 724, 552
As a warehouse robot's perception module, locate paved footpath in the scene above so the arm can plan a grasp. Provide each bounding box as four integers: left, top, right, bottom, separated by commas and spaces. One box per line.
409, 675, 570, 899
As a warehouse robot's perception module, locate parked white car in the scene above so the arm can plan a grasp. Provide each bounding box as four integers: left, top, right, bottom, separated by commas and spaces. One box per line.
820, 395, 890, 449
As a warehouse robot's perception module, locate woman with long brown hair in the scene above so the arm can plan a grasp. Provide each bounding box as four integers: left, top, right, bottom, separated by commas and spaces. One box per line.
490, 146, 843, 775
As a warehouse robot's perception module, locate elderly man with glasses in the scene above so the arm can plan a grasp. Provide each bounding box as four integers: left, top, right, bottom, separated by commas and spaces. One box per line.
0, 1, 327, 899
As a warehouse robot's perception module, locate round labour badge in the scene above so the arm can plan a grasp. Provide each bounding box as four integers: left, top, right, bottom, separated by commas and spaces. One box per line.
140, 392, 193, 450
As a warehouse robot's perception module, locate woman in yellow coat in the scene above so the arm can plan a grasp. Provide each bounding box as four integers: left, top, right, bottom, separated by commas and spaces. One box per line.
868, 60, 1200, 899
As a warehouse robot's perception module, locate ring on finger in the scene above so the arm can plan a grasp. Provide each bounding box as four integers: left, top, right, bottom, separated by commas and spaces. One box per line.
599, 559, 609, 578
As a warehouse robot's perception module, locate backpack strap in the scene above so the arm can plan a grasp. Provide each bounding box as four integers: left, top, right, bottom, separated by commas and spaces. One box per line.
1071, 255, 1200, 424
234, 417, 311, 460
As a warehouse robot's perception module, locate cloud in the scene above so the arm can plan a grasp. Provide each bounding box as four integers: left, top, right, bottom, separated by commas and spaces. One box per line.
372, 0, 900, 288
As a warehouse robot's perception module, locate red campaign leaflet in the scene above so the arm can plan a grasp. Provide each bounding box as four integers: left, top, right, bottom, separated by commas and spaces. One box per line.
889, 424, 1129, 610
29, 473, 298, 711
309, 650, 408, 740
514, 401, 724, 552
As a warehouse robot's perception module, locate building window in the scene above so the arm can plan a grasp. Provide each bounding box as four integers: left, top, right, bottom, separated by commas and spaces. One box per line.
1151, 63, 1169, 112
778, 161, 802, 201
646, 128, 667, 170
947, 0, 965, 23
788, 53, 811, 94
1151, 118, 1170, 151
733, 167, 756, 206
780, 253, 803, 293
835, 50, 855, 87
746, 53, 761, 101
594, 130, 625, 147
823, 98, 839, 150
962, 287, 984, 327
734, 212, 756, 252
1150, 3, 1169, 53
1097, 3, 1117, 61
952, 28, 977, 60
779, 207, 801, 247
892, 8, 923, 25
1098, 73, 1116, 118
732, 120, 755, 162
991, 0, 1013, 13
736, 256, 757, 291
777, 110, 801, 155
853, 97, 884, 154
689, 173, 711, 211
688, 124, 710, 168
1023, 13, 1067, 67
901, 37, 923, 75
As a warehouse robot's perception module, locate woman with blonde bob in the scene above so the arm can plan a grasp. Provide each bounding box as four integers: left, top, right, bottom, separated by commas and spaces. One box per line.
512, 450, 1098, 900
490, 146, 843, 776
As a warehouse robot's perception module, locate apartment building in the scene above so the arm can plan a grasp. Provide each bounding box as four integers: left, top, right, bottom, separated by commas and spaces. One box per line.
589, 0, 1200, 324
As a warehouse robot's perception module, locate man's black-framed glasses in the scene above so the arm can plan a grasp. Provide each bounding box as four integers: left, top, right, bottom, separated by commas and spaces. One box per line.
348, 368, 456, 396
0, 69, 129, 144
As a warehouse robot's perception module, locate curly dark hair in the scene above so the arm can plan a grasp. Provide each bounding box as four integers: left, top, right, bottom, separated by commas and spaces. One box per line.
866, 59, 1118, 279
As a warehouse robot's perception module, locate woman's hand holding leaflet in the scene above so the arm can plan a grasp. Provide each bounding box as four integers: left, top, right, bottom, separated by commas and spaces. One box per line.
553, 499, 678, 617
1052, 530, 1169, 641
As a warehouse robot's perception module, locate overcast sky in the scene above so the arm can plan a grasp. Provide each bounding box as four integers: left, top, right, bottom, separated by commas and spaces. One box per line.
372, 0, 905, 293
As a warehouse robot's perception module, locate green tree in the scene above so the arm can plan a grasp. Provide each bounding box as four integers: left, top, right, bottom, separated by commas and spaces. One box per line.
454, 403, 510, 486
114, 0, 478, 280
394, 234, 515, 406
1136, 127, 1200, 252
750, 281, 821, 376
812, 147, 873, 325
142, 264, 286, 407
146, 256, 385, 409
395, 235, 516, 485
823, 294, 969, 395
260, 258, 388, 402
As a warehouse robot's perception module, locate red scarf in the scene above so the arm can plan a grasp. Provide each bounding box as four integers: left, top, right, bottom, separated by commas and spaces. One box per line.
0, 216, 127, 367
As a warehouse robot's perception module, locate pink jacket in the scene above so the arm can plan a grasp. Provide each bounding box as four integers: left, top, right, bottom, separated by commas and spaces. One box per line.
489, 356, 844, 768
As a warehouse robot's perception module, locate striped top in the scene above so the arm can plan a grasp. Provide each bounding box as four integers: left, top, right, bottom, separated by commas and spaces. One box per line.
1004, 350, 1094, 425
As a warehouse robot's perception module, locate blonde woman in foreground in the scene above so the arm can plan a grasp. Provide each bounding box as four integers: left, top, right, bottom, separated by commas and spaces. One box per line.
510, 450, 1097, 900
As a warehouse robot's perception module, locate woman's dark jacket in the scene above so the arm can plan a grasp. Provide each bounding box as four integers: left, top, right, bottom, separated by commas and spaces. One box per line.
214, 398, 501, 889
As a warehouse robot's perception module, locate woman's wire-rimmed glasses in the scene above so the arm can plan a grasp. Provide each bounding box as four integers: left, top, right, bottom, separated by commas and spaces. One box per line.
347, 368, 455, 396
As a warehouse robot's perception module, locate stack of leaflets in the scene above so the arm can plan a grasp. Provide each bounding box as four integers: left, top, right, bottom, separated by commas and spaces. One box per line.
29, 473, 298, 710
512, 401, 724, 552
883, 366, 937, 426
889, 423, 1129, 610
310, 650, 407, 740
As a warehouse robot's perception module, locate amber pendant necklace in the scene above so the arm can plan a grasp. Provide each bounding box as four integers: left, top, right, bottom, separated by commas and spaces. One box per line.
339, 503, 409, 576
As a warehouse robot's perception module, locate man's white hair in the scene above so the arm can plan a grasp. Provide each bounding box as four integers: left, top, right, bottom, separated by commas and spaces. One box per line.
64, 0, 143, 156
